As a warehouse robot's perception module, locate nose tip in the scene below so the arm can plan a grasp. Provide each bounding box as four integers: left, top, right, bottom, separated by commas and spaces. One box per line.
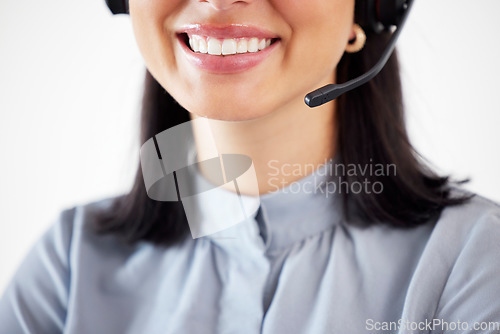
200, 0, 249, 11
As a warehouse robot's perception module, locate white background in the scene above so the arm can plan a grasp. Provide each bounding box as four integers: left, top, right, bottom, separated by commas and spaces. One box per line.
1, 0, 499, 293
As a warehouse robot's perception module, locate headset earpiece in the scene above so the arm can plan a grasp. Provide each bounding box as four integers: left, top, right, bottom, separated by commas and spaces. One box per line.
106, 0, 128, 15
356, 0, 409, 33
355, 0, 380, 33
379, 0, 408, 27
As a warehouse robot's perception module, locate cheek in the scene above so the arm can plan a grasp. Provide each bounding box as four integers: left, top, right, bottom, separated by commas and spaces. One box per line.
272, 0, 354, 31
129, 0, 183, 80
274, 0, 354, 68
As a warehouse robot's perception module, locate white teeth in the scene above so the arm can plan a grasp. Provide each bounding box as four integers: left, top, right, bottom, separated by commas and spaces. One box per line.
191, 36, 200, 52
222, 39, 237, 55
258, 39, 266, 50
187, 35, 273, 55
248, 38, 259, 53
207, 38, 222, 55
237, 39, 248, 53
198, 38, 208, 53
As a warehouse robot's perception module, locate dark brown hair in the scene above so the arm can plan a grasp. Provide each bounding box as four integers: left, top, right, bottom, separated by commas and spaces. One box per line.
93, 30, 469, 246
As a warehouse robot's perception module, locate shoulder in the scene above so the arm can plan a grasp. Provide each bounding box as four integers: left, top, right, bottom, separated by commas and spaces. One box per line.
40, 196, 122, 257
57, 195, 157, 259
0, 196, 198, 333
446, 187, 500, 219
421, 187, 500, 276
0, 196, 119, 333
12, 195, 131, 281
431, 189, 500, 285
401, 189, 500, 327
431, 189, 500, 251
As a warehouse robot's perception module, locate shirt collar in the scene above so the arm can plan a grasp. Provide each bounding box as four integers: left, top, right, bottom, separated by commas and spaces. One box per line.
256, 158, 342, 253
191, 154, 342, 253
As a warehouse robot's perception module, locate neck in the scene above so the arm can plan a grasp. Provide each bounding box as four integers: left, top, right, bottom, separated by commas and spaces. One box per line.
191, 95, 337, 195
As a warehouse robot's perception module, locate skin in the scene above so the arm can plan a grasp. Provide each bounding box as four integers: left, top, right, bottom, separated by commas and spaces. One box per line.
130, 0, 357, 194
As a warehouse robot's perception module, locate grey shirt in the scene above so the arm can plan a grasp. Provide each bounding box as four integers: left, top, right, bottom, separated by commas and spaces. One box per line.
1, 161, 500, 333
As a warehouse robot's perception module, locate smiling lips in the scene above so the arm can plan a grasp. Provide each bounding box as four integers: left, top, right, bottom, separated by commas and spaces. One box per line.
177, 24, 280, 73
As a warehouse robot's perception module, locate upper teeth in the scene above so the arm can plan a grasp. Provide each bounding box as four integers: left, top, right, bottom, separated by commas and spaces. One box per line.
188, 35, 272, 55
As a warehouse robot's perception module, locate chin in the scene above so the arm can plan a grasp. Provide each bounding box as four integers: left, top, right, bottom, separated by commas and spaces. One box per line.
188, 108, 269, 122
183, 99, 273, 122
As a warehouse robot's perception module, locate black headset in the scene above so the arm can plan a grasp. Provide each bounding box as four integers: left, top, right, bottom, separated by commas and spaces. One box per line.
105, 0, 128, 15
105, 0, 414, 107
356, 0, 410, 33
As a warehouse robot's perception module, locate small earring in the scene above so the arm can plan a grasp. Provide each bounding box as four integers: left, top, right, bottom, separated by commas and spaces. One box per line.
345, 24, 366, 53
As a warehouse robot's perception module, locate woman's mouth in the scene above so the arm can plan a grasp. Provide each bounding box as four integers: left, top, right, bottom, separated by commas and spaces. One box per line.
176, 24, 281, 73
180, 34, 277, 56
